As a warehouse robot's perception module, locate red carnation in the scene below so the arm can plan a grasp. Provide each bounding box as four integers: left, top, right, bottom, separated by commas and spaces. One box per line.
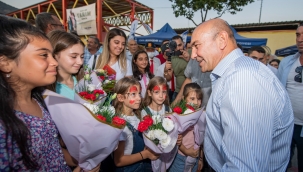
85, 94, 96, 101
93, 89, 104, 95
143, 116, 153, 126
186, 104, 195, 111
173, 106, 183, 114
96, 115, 106, 122
138, 121, 149, 132
99, 76, 105, 81
112, 116, 126, 126
79, 91, 88, 97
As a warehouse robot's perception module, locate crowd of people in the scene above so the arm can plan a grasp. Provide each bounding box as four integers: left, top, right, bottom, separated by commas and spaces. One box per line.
0, 12, 302, 172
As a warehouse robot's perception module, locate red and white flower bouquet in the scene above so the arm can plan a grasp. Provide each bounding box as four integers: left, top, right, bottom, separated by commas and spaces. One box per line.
75, 66, 106, 105
139, 111, 179, 172
43, 90, 125, 171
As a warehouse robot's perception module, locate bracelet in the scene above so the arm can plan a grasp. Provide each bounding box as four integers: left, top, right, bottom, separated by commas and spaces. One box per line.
139, 152, 144, 160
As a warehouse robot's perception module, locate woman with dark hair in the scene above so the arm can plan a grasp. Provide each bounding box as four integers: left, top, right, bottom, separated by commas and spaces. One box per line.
47, 30, 85, 100
269, 59, 281, 69
132, 50, 154, 97
94, 28, 133, 81
0, 15, 70, 171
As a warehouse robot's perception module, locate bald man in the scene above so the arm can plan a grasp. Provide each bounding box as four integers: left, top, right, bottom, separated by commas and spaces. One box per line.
191, 18, 293, 171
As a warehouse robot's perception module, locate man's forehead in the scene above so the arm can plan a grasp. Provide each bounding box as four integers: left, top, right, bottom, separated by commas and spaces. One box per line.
128, 40, 137, 44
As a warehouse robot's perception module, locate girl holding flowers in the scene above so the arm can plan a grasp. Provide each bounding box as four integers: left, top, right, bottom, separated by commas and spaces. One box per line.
113, 77, 159, 172
132, 50, 154, 98
47, 30, 85, 100
141, 76, 170, 118
169, 83, 204, 172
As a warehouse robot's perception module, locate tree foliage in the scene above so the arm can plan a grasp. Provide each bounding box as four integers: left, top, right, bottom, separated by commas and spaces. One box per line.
169, 0, 254, 26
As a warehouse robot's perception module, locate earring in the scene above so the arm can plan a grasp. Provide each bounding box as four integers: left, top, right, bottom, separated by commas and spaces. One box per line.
6, 74, 10, 78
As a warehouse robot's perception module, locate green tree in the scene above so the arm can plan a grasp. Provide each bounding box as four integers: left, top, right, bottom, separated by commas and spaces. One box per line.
169, 0, 254, 26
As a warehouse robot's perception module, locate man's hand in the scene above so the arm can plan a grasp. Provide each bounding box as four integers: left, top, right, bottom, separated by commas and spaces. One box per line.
179, 49, 190, 61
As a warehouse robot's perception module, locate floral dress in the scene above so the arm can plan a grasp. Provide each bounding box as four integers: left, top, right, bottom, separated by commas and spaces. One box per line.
0, 100, 71, 171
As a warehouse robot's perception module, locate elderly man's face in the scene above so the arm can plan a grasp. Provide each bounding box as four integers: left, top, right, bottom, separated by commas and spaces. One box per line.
191, 29, 221, 72
87, 38, 98, 51
128, 40, 138, 54
296, 26, 303, 53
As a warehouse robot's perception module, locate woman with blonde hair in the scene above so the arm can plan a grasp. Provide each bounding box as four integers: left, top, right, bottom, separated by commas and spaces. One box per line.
90, 28, 132, 81
262, 45, 278, 75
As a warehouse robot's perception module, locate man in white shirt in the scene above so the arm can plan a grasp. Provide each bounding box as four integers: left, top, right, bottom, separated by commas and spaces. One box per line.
278, 23, 303, 171
145, 42, 161, 75
126, 39, 138, 61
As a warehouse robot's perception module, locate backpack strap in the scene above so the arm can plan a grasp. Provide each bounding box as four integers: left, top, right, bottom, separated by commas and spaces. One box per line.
92, 55, 97, 70
143, 107, 153, 116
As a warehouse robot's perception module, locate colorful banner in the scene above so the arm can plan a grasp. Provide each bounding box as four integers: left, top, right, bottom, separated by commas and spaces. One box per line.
66, 3, 97, 35
128, 20, 138, 41
142, 23, 153, 34
180, 30, 188, 48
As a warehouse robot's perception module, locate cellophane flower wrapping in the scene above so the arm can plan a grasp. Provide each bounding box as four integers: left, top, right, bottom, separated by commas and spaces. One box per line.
43, 90, 125, 171
184, 111, 206, 172
74, 71, 106, 105
140, 114, 179, 172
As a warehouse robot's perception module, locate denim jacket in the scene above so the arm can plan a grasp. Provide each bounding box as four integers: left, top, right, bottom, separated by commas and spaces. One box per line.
277, 52, 302, 86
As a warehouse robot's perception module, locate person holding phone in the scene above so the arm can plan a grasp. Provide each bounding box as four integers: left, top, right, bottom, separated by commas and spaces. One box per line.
170, 35, 189, 101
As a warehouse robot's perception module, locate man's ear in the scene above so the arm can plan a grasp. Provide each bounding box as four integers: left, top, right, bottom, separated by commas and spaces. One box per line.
0, 55, 13, 73
117, 94, 125, 102
216, 31, 228, 50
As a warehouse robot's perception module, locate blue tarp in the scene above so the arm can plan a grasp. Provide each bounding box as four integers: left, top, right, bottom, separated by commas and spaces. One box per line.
136, 23, 267, 48
229, 26, 268, 50
135, 23, 178, 45
275, 45, 298, 56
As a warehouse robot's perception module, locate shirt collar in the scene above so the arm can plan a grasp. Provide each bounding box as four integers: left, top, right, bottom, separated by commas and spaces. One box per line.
211, 48, 244, 80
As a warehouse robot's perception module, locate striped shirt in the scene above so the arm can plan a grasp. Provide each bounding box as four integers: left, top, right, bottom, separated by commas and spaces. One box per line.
204, 48, 294, 171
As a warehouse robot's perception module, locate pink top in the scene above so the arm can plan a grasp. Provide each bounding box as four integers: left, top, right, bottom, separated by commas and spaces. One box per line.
178, 126, 195, 156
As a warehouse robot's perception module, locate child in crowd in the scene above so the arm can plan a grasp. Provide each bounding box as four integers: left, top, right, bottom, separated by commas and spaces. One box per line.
132, 50, 154, 97
47, 30, 84, 100
169, 83, 204, 172
141, 76, 170, 118
0, 15, 70, 171
113, 77, 159, 172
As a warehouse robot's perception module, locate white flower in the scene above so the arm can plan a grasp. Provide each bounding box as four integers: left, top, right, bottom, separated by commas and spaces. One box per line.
87, 84, 96, 92
154, 129, 168, 141
152, 115, 161, 124
184, 108, 194, 114
162, 118, 174, 132
160, 135, 171, 148
146, 130, 156, 140
84, 74, 90, 80
104, 80, 110, 84
83, 103, 99, 114
100, 106, 115, 115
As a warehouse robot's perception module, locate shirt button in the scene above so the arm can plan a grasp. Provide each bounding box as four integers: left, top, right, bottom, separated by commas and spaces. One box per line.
46, 120, 50, 123
59, 149, 62, 153
53, 134, 58, 138
63, 161, 66, 165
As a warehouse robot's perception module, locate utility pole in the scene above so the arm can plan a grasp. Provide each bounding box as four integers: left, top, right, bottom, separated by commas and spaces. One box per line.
259, 0, 263, 23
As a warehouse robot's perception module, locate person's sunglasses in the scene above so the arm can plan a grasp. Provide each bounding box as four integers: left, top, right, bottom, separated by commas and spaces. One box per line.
294, 66, 303, 83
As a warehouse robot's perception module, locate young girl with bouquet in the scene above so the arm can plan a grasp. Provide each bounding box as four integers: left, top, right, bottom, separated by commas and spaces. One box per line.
113, 77, 159, 172
169, 83, 204, 172
141, 76, 170, 118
